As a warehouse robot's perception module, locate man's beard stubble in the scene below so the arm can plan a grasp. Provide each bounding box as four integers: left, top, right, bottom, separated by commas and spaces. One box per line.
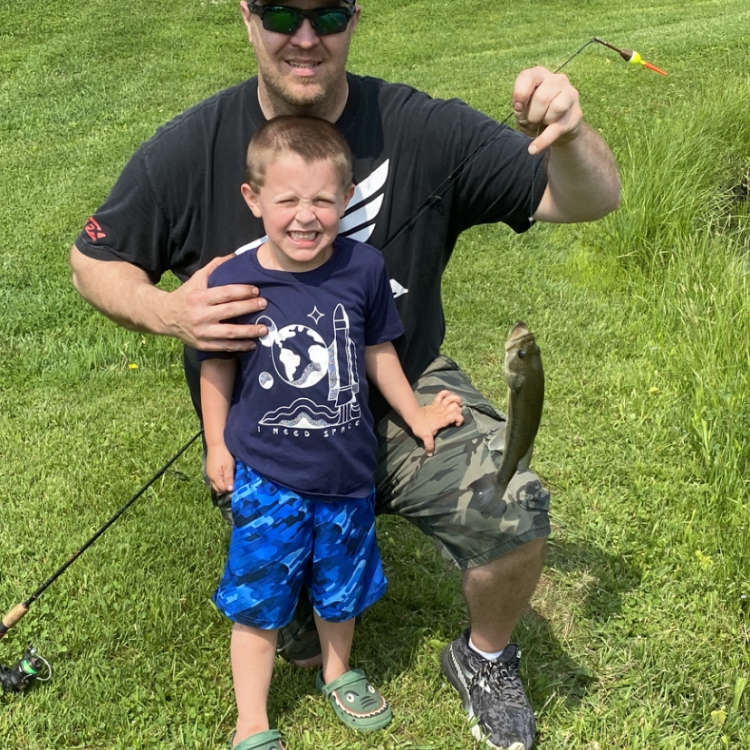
262, 75, 343, 119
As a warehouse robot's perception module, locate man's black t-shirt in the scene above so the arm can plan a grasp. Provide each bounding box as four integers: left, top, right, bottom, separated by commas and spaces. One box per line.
76, 74, 547, 420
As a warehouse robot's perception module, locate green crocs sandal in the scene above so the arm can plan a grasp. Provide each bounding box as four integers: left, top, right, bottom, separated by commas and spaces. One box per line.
316, 668, 392, 732
228, 729, 285, 750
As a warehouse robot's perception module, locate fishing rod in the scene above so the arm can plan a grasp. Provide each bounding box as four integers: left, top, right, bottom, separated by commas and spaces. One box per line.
0, 429, 203, 691
0, 35, 667, 695
380, 36, 667, 252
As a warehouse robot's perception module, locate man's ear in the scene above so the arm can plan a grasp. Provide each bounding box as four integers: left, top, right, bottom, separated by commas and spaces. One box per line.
241, 183, 263, 218
351, 5, 362, 32
239, 2, 255, 47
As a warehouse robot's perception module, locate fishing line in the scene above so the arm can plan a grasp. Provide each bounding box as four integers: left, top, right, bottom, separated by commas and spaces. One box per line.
381, 36, 665, 250
0, 429, 203, 657
381, 35, 666, 516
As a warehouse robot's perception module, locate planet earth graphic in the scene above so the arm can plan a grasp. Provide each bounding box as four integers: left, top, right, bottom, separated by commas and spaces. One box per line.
259, 318, 329, 388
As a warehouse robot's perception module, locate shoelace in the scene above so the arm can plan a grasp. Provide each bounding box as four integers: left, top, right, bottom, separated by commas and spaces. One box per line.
474, 652, 521, 695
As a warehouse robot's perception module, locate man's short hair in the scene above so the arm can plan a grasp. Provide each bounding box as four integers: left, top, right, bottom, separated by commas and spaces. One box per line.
250, 0, 355, 6
246, 115, 354, 193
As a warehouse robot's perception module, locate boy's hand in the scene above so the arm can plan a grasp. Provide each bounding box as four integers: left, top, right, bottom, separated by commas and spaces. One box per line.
206, 444, 235, 494
408, 390, 464, 457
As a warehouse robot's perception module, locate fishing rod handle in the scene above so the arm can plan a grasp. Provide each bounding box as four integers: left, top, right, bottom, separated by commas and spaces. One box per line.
0, 602, 29, 640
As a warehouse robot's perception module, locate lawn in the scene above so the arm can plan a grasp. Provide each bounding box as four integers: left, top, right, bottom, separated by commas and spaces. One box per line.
1, 1, 749, 748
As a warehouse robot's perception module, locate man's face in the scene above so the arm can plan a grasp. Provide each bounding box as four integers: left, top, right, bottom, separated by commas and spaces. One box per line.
241, 1, 360, 118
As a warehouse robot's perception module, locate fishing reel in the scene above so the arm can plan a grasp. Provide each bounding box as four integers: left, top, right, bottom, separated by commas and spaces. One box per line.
0, 646, 52, 694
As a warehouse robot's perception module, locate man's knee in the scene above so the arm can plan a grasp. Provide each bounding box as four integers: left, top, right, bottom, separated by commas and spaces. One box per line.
507, 536, 547, 563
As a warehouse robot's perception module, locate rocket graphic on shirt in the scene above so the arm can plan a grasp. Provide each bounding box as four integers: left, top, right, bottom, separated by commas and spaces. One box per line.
254, 304, 362, 431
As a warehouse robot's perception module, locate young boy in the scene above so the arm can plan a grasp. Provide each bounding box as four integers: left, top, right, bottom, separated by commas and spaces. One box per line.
199, 115, 464, 750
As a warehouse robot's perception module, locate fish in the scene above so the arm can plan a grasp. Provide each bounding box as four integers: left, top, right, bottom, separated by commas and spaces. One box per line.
472, 321, 545, 517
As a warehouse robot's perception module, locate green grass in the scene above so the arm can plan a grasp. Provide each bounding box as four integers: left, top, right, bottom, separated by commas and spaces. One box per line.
2, 0, 750, 748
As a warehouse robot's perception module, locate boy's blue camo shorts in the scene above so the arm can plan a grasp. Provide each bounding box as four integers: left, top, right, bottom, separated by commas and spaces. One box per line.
212, 461, 388, 630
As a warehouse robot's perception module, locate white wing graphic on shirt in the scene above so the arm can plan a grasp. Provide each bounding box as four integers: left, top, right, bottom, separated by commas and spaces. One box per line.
339, 160, 389, 241
390, 279, 408, 298
339, 195, 384, 242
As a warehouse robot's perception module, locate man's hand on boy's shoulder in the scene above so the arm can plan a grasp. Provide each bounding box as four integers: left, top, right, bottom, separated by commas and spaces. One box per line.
168, 255, 270, 351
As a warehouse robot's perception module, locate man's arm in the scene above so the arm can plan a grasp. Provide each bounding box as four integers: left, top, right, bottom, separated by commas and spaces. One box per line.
512, 67, 621, 223
70, 244, 268, 351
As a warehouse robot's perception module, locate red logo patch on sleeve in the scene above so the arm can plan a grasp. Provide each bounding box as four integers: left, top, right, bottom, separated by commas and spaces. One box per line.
85, 217, 106, 241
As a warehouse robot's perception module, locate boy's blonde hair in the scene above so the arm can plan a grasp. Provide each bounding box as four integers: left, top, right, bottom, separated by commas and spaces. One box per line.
246, 115, 354, 193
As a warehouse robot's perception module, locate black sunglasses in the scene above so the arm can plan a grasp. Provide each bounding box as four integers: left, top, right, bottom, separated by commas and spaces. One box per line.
248, 4, 355, 36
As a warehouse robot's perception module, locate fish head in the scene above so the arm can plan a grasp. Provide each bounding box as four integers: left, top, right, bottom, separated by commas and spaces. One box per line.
504, 321, 542, 391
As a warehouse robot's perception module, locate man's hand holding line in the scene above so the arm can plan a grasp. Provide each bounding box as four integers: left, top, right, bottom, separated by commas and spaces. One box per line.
514, 66, 621, 224
513, 66, 583, 154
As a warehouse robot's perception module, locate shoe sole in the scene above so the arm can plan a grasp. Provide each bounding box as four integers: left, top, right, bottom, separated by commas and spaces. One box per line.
440, 645, 526, 750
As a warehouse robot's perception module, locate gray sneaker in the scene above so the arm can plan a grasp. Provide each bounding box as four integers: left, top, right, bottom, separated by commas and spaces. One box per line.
440, 630, 535, 750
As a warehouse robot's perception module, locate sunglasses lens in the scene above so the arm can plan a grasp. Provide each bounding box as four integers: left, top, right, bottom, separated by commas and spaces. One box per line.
256, 6, 351, 36
261, 8, 301, 34
312, 9, 350, 35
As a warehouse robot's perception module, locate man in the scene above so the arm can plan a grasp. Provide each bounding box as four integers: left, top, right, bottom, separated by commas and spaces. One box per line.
70, 2, 620, 748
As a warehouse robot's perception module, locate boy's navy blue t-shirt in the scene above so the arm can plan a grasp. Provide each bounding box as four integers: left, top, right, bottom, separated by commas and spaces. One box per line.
198, 237, 404, 500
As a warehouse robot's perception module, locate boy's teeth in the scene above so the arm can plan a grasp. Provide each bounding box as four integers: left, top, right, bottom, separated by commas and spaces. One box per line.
290, 231, 317, 240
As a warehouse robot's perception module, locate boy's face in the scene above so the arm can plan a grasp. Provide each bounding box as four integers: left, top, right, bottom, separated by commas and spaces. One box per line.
242, 153, 355, 272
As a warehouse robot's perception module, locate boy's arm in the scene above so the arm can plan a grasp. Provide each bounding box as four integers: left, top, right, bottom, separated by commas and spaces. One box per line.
200, 357, 238, 493
365, 342, 464, 456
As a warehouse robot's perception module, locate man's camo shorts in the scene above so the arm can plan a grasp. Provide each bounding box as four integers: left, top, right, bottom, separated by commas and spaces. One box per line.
213, 461, 387, 630
373, 355, 550, 569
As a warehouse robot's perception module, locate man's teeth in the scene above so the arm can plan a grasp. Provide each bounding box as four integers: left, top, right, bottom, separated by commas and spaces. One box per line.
289, 61, 320, 68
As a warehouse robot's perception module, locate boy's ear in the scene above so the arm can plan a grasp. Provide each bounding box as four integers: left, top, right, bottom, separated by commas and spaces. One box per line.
341, 183, 356, 214
241, 183, 263, 218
